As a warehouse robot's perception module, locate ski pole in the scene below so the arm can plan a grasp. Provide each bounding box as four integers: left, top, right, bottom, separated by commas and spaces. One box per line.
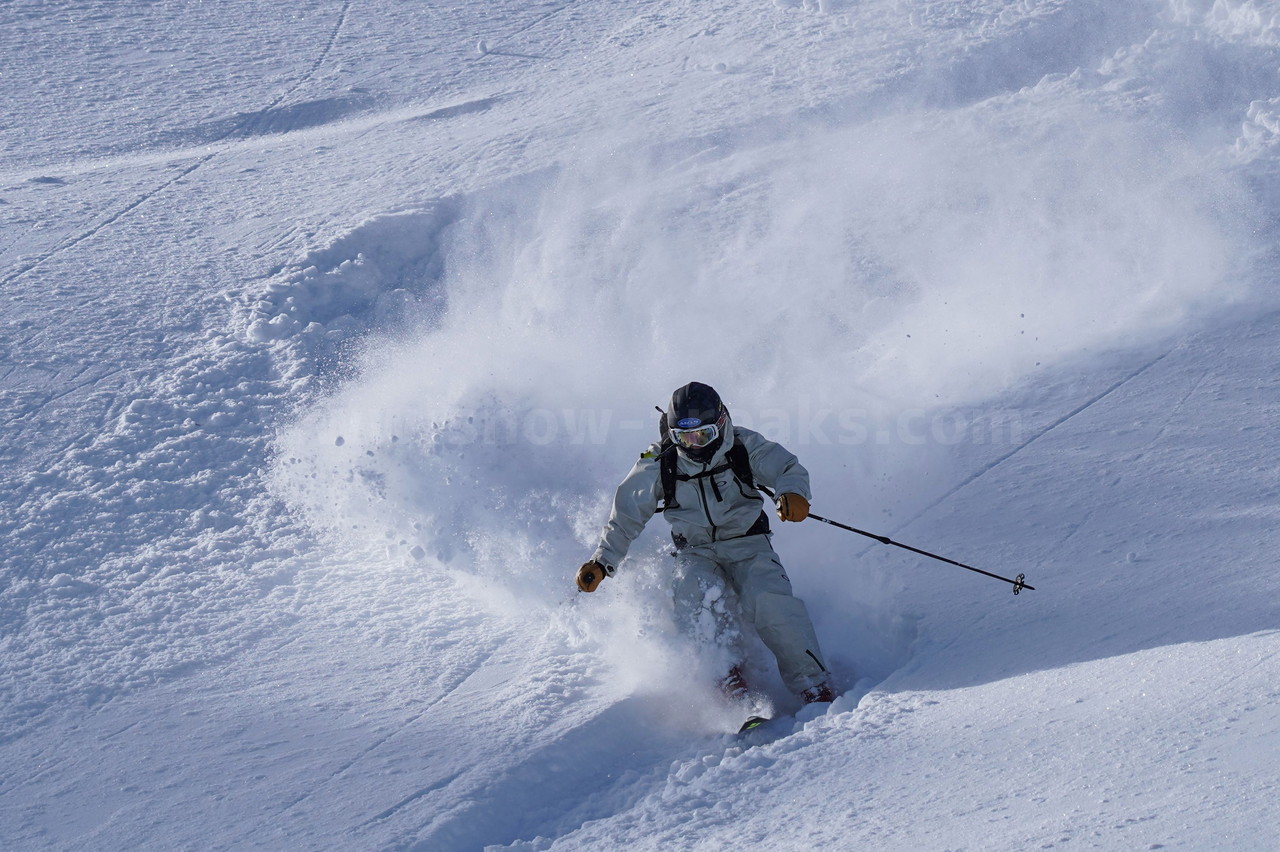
758, 485, 1034, 595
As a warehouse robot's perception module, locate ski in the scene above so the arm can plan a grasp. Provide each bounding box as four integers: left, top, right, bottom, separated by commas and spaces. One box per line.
738, 715, 770, 734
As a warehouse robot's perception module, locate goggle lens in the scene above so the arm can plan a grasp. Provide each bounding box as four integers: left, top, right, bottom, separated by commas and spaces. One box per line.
671, 412, 726, 450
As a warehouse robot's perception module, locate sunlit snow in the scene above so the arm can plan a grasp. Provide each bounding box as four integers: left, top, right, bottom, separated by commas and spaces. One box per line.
2, 1, 1278, 849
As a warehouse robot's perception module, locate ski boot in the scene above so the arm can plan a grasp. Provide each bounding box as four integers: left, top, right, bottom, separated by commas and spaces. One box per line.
800, 680, 836, 705
718, 665, 750, 702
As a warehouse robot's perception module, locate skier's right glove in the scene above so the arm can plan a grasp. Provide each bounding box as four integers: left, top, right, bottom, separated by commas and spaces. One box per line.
576, 560, 613, 592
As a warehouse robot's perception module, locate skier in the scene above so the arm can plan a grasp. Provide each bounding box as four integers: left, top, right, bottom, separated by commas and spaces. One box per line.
576, 381, 836, 708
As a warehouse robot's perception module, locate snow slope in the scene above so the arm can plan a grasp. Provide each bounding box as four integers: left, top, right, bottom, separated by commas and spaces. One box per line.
2, 0, 1278, 849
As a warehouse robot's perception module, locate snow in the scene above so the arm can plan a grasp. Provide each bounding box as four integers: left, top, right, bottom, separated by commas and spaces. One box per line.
2, 0, 1279, 849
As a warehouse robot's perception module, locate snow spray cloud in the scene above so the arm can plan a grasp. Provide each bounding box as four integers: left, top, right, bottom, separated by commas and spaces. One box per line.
271, 84, 1254, 628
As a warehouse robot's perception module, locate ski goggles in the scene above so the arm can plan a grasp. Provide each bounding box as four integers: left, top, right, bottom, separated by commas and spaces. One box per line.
670, 412, 727, 450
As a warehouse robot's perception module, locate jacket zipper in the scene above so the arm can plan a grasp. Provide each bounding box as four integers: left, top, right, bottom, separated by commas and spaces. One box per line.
695, 463, 719, 540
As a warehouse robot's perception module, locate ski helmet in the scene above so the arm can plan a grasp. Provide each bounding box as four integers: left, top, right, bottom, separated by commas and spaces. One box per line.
667, 381, 728, 462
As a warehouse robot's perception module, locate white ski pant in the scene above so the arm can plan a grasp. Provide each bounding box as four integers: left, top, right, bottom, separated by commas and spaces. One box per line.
671, 534, 828, 695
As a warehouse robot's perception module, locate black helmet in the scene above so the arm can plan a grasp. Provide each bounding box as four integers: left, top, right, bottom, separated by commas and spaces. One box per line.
667, 381, 729, 462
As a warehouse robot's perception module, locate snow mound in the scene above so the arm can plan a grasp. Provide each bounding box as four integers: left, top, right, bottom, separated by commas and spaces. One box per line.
246, 206, 456, 374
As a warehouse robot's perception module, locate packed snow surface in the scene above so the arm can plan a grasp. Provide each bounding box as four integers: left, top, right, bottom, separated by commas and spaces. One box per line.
2, 0, 1279, 849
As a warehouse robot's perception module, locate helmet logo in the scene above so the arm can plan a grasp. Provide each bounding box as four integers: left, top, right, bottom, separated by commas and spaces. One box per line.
676, 417, 702, 429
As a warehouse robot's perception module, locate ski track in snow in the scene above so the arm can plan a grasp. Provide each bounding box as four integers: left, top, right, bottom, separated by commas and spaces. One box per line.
868, 344, 1176, 551
2, 0, 1280, 849
0, 157, 213, 288
0, 0, 353, 289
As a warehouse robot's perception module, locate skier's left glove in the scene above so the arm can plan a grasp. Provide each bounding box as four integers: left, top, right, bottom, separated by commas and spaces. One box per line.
576, 560, 614, 592
775, 493, 810, 522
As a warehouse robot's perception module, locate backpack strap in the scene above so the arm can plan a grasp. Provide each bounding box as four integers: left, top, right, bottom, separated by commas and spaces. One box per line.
658, 442, 680, 510
725, 433, 755, 491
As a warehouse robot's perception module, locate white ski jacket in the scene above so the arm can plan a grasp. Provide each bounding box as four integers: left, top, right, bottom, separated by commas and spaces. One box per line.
591, 423, 812, 570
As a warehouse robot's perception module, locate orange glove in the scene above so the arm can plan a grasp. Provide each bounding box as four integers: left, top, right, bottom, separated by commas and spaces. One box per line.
576, 561, 611, 592
775, 493, 810, 522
